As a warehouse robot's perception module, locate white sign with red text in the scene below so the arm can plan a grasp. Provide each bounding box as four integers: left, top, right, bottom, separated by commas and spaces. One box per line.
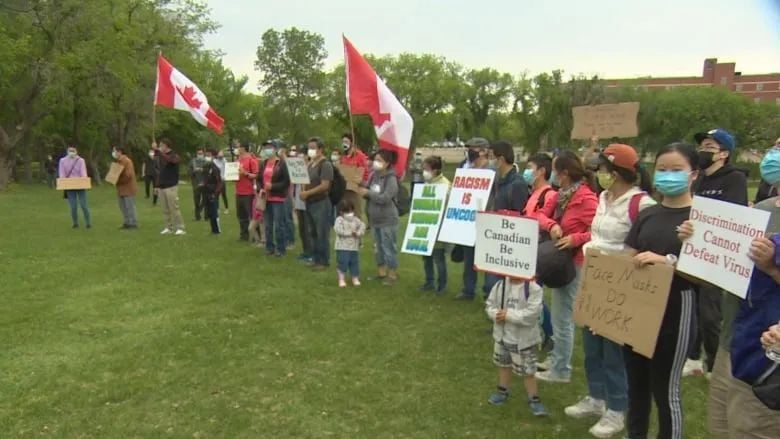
438, 168, 496, 246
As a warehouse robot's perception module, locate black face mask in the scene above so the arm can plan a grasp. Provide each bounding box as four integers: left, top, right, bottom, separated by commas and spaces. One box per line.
467, 149, 479, 162
698, 151, 716, 169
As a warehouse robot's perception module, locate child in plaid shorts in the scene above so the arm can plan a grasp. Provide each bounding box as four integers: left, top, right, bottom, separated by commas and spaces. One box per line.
485, 276, 547, 417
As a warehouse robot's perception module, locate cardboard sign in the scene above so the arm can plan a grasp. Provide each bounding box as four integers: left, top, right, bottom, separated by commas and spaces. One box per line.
438, 168, 496, 246
104, 162, 124, 185
571, 102, 640, 139
337, 164, 364, 192
574, 249, 675, 358
56, 177, 92, 190
401, 183, 448, 256
677, 197, 770, 298
224, 162, 239, 182
286, 157, 310, 185
474, 212, 538, 279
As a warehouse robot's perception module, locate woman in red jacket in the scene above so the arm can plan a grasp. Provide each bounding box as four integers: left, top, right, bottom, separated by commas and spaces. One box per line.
535, 150, 598, 383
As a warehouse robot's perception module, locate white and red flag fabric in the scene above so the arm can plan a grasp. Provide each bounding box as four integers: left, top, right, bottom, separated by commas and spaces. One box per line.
343, 36, 413, 177
155, 55, 225, 135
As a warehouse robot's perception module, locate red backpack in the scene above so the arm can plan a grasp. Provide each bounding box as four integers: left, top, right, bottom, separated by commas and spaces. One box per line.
628, 192, 646, 224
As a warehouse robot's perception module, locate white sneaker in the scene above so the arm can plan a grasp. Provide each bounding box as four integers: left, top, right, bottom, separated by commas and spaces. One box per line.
160, 228, 173, 235
564, 396, 605, 419
535, 370, 571, 383
174, 229, 187, 236
682, 359, 704, 377
536, 358, 551, 371
589, 410, 625, 438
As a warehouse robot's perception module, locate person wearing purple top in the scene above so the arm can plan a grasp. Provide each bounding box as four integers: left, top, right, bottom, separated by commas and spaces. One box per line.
58, 145, 92, 229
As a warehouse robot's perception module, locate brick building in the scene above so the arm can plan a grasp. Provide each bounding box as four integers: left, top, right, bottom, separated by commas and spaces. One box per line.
606, 58, 780, 104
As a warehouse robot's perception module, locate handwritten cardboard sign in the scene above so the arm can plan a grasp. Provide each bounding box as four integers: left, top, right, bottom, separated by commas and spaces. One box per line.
401, 183, 448, 256
337, 164, 364, 192
571, 102, 640, 139
474, 212, 538, 279
104, 162, 124, 185
677, 196, 770, 298
224, 162, 239, 182
574, 249, 674, 358
285, 157, 310, 185
56, 177, 92, 190
438, 168, 496, 246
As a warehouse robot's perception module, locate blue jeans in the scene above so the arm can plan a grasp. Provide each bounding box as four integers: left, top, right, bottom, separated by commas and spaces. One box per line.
336, 250, 360, 277
283, 197, 295, 245
549, 266, 582, 378
66, 190, 91, 226
264, 201, 288, 254
461, 246, 495, 298
423, 248, 447, 290
372, 226, 398, 270
205, 197, 221, 234
584, 330, 628, 411
305, 198, 332, 266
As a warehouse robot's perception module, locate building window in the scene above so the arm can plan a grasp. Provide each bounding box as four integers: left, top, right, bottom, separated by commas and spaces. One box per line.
757, 83, 764, 91
736, 83, 743, 92
720, 76, 728, 85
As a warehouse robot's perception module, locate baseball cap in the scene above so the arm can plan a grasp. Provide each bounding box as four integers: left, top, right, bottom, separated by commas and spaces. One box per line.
465, 137, 489, 148
602, 144, 639, 170
694, 128, 736, 152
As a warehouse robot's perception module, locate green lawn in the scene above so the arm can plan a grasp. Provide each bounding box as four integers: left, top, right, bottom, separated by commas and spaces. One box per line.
0, 184, 711, 438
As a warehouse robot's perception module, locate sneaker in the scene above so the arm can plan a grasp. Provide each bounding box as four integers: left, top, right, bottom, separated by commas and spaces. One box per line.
528, 398, 548, 417
382, 277, 397, 286
535, 370, 571, 383
453, 293, 475, 301
338, 279, 347, 288
72, 224, 79, 229
536, 358, 551, 371
160, 228, 173, 235
487, 390, 510, 406
86, 224, 91, 229
352, 277, 361, 287
224, 209, 229, 215
436, 285, 447, 296
174, 229, 186, 236
565, 396, 605, 419
589, 410, 625, 438
682, 359, 704, 377
419, 283, 435, 292
274, 252, 285, 258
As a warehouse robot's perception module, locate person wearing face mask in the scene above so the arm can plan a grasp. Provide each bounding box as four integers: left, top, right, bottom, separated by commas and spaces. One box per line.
409, 149, 425, 198
189, 147, 208, 221
522, 153, 558, 223
684, 128, 748, 379
112, 147, 139, 230
330, 150, 341, 165
419, 156, 451, 295
754, 138, 780, 204
235, 141, 259, 242
460, 137, 490, 169
202, 149, 223, 235
339, 133, 369, 183
300, 137, 334, 270
534, 150, 598, 383
357, 149, 400, 285
142, 147, 159, 205
154, 138, 186, 236
213, 150, 229, 214
276, 145, 296, 250
620, 142, 698, 439
679, 145, 780, 439
562, 144, 655, 438
45, 153, 57, 189
259, 140, 291, 256
58, 145, 92, 229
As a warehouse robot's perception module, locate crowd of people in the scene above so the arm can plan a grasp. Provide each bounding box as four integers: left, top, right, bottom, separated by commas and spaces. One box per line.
53, 129, 780, 438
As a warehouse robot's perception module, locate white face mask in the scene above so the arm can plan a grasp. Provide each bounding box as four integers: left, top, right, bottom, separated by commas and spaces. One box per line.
289, 151, 297, 157
344, 212, 355, 218
149, 152, 155, 158
111, 151, 119, 159
423, 170, 434, 181
205, 157, 213, 163
373, 160, 385, 171
331, 155, 340, 162
307, 149, 318, 159
67, 150, 77, 157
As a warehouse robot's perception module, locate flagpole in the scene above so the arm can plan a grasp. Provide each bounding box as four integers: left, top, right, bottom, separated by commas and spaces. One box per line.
152, 51, 161, 144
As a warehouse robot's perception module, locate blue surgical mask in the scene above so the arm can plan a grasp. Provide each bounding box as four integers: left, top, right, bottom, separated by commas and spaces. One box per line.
654, 171, 690, 196
262, 148, 274, 159
760, 148, 780, 185
549, 171, 559, 187
522, 168, 535, 185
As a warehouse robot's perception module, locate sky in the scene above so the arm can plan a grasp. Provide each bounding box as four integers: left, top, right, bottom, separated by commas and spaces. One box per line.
203, 0, 780, 91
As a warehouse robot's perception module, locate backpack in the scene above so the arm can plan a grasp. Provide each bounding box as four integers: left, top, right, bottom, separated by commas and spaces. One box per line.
628, 192, 646, 224
395, 177, 411, 216
329, 162, 347, 205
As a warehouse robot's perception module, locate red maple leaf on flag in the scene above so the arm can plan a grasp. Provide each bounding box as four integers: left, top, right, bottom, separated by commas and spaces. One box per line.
178, 85, 203, 109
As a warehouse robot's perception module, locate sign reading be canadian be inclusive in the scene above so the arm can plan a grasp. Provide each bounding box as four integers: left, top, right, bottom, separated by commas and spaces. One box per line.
677, 197, 770, 299
474, 212, 538, 279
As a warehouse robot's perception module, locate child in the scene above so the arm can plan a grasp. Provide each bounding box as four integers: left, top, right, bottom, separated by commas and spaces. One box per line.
248, 193, 265, 248
333, 199, 366, 288
486, 276, 547, 417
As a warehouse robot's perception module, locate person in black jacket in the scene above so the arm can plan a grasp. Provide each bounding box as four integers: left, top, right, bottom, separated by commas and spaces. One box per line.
684, 128, 747, 377
143, 147, 159, 204
154, 138, 186, 236
259, 140, 291, 256
203, 149, 223, 235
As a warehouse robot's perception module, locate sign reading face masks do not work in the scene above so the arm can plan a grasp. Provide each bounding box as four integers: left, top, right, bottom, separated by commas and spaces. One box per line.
474, 212, 538, 279
574, 249, 675, 358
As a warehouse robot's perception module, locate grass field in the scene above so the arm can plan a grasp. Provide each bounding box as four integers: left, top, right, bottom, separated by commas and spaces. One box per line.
0, 183, 712, 438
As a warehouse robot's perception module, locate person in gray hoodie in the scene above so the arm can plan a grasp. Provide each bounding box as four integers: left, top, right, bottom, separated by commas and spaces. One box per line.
358, 149, 400, 286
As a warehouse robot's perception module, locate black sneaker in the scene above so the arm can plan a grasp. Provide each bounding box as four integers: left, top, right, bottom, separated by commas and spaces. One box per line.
419, 283, 435, 292
453, 293, 474, 301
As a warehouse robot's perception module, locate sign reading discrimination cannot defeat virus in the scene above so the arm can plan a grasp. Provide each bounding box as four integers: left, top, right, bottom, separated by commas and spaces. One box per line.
474, 212, 538, 279
438, 168, 496, 246
677, 196, 770, 298
401, 184, 448, 256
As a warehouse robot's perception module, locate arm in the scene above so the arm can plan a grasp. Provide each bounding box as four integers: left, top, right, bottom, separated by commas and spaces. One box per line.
540, 190, 558, 220
723, 172, 748, 206
356, 219, 367, 237
214, 168, 223, 195
568, 195, 598, 248
509, 180, 529, 212
304, 161, 332, 196
270, 161, 290, 193
333, 218, 351, 237
77, 158, 87, 177
484, 282, 501, 322
162, 152, 181, 165
505, 283, 543, 327
365, 175, 399, 205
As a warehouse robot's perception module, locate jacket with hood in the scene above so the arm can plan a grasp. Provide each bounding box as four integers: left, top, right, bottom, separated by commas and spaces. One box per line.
694, 164, 748, 206
486, 278, 544, 352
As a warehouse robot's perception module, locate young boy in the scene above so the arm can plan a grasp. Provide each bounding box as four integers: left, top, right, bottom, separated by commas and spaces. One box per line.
486, 276, 547, 417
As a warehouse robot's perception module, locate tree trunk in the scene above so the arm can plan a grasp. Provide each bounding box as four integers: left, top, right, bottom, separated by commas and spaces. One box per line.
0, 152, 14, 191
23, 139, 33, 183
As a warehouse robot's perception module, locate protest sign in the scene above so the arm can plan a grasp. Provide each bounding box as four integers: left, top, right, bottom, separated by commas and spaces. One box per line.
337, 164, 364, 192
104, 162, 124, 185
677, 196, 770, 298
474, 212, 538, 279
438, 168, 496, 246
571, 102, 640, 139
224, 162, 239, 182
401, 184, 448, 256
56, 177, 92, 190
574, 249, 675, 358
285, 157, 310, 185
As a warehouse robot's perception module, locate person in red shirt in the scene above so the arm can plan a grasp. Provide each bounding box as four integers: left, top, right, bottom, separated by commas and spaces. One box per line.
235, 141, 259, 241
259, 140, 291, 256
339, 133, 369, 182
522, 153, 558, 224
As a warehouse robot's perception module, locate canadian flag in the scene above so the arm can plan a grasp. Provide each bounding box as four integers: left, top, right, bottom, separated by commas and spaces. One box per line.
343, 36, 413, 177
155, 55, 225, 135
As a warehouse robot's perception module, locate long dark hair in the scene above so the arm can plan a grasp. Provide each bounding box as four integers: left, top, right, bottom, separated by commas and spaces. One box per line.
554, 150, 595, 191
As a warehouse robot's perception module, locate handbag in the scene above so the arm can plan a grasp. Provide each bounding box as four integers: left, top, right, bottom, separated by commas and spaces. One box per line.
752, 362, 780, 411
